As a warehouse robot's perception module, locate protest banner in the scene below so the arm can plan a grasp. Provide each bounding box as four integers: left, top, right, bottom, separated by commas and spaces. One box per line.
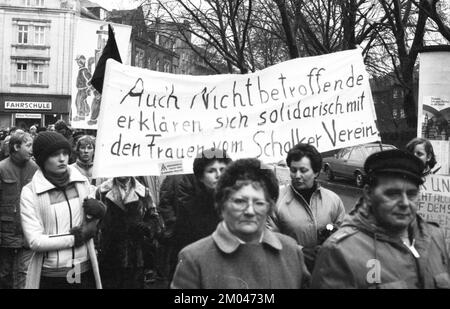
418, 174, 450, 250
418, 48, 450, 175
93, 49, 380, 178
71, 18, 131, 129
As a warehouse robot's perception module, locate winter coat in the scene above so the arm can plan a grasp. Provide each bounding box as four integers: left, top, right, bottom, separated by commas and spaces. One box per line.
173, 177, 220, 253
20, 166, 101, 289
269, 184, 346, 248
157, 174, 194, 239
0, 157, 38, 247
96, 178, 159, 271
171, 222, 310, 289
311, 198, 450, 289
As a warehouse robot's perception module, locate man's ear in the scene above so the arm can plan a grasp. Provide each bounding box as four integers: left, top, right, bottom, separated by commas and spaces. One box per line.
363, 184, 372, 203
13, 143, 20, 152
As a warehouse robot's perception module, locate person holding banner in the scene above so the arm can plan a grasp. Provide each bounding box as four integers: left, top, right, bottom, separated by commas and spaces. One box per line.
171, 158, 310, 289
311, 149, 450, 289
269, 143, 345, 272
170, 148, 232, 280
20, 132, 105, 289
406, 137, 441, 177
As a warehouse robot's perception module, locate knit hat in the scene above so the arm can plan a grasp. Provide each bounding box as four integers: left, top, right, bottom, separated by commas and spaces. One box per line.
33, 131, 72, 169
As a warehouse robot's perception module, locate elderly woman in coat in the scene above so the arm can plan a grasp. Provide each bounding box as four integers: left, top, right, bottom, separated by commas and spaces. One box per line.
171, 158, 310, 289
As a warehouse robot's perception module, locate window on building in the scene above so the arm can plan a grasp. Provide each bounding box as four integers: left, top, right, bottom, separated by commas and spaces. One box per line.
164, 62, 171, 73
33, 64, 44, 84
24, 0, 44, 6
18, 25, 29, 44
17, 63, 27, 83
135, 48, 145, 68
155, 59, 160, 71
34, 26, 45, 45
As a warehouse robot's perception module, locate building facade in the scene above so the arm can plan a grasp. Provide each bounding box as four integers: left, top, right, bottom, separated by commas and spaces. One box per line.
0, 0, 81, 130
108, 8, 179, 73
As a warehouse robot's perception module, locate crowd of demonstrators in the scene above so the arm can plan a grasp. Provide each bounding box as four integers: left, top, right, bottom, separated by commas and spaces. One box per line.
171, 158, 310, 289
268, 143, 345, 272
0, 131, 38, 288
0, 120, 448, 289
311, 149, 450, 288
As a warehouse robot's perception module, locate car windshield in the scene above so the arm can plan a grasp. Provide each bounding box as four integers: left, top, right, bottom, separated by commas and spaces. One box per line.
365, 145, 395, 156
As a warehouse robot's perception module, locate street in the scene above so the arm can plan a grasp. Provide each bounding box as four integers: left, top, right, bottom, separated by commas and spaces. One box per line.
317, 174, 362, 213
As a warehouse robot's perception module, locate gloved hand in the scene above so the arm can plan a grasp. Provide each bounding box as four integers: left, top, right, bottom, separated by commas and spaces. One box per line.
70, 220, 98, 247
83, 198, 106, 221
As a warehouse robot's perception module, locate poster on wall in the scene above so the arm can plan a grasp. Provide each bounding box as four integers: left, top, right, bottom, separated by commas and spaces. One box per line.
417, 174, 450, 251
418, 49, 450, 175
93, 49, 380, 178
71, 18, 131, 130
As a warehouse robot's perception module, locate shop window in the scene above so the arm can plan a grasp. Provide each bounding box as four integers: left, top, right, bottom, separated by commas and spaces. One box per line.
18, 25, 29, 44
17, 63, 27, 83
33, 64, 44, 84
34, 26, 45, 45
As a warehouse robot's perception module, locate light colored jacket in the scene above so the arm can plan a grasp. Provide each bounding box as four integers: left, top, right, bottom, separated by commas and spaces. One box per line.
269, 184, 345, 247
20, 166, 101, 289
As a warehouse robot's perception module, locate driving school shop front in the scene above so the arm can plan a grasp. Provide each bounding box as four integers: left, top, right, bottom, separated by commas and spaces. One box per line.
0, 94, 70, 130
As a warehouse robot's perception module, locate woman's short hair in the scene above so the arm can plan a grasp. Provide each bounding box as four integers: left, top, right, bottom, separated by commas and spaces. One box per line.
405, 137, 437, 169
75, 135, 96, 152
193, 148, 232, 179
214, 158, 279, 214
9, 131, 32, 154
286, 143, 322, 173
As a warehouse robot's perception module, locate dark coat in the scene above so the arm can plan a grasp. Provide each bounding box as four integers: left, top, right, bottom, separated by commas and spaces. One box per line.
96, 178, 158, 272
0, 156, 38, 247
173, 177, 220, 254
157, 174, 195, 239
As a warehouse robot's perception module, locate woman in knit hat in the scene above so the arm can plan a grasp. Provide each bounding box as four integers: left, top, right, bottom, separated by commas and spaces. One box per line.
20, 131, 106, 289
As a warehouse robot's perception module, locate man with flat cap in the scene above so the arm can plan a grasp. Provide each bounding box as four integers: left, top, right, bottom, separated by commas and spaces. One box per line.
311, 149, 450, 289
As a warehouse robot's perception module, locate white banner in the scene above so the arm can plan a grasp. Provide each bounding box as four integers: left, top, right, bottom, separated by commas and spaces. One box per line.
93, 49, 379, 177
418, 174, 450, 250
71, 18, 131, 129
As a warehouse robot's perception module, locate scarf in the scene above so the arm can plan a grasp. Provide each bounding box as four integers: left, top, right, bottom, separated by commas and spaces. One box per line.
76, 159, 93, 170
43, 170, 71, 189
292, 182, 317, 205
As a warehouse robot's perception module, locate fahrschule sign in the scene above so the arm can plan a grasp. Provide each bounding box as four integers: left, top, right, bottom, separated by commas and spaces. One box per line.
5, 101, 52, 110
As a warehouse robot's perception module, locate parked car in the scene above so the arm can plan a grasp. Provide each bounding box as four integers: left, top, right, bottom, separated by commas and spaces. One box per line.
322, 143, 397, 187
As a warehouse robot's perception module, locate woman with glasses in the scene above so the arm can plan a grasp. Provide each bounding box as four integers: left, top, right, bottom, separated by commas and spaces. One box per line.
171, 158, 310, 289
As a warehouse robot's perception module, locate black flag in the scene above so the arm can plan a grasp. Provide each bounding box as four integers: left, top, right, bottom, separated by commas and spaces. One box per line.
91, 24, 122, 94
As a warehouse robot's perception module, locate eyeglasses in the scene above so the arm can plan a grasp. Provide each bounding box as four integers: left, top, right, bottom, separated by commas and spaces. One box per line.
229, 197, 269, 211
